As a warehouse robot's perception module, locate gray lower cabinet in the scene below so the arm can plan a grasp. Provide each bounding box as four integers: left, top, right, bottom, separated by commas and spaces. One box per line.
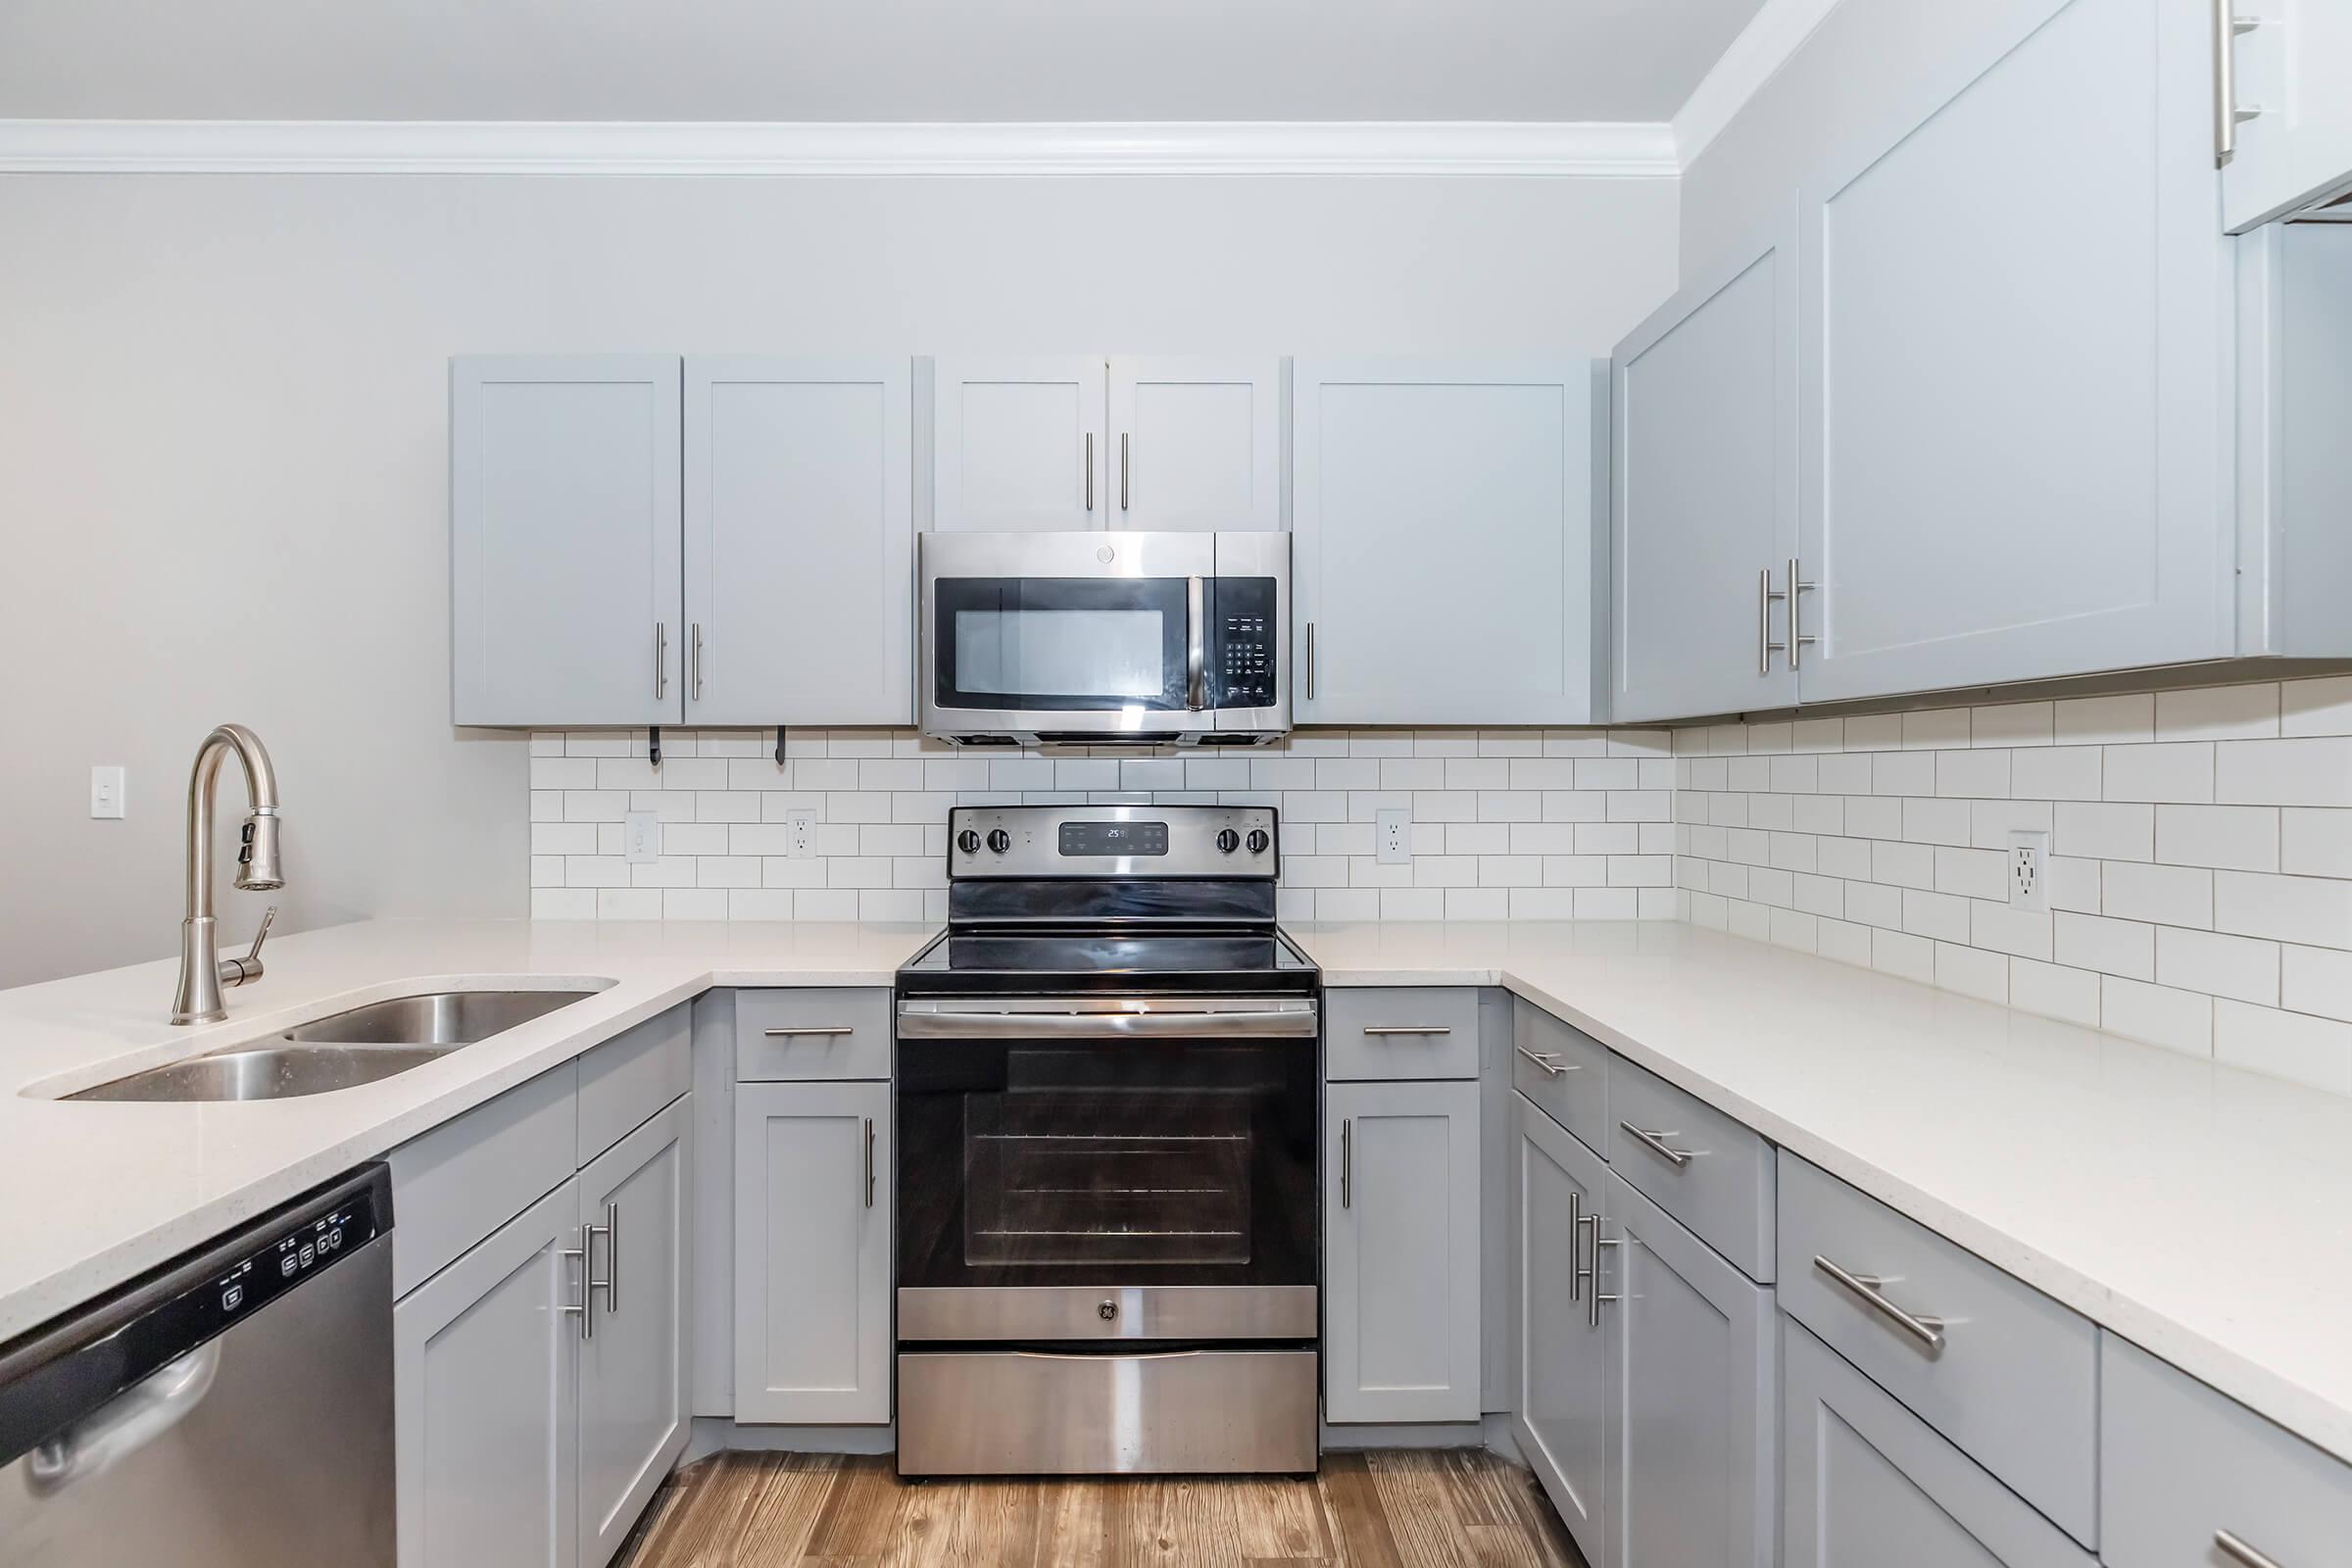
1324, 1078, 1481, 1423
575, 1098, 693, 1568
1601, 1171, 1773, 1568
394, 1179, 583, 1568
1513, 1093, 1613, 1564
732, 1078, 893, 1423
1783, 1318, 2092, 1568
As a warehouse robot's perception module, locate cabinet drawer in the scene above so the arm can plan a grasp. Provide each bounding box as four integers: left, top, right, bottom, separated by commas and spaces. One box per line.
1324, 988, 1481, 1080
1784, 1318, 2093, 1568
1606, 1055, 1774, 1281
735, 988, 891, 1080
1510, 999, 1607, 1152
1777, 1153, 2097, 1546
389, 1060, 577, 1298
577, 1004, 690, 1164
2102, 1334, 2352, 1568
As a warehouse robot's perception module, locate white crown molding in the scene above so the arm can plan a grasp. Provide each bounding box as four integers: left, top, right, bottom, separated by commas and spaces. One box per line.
0, 119, 1680, 177
1672, 0, 1843, 169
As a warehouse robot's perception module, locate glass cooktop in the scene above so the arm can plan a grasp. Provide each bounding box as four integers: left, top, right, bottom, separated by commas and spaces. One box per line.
897, 926, 1317, 995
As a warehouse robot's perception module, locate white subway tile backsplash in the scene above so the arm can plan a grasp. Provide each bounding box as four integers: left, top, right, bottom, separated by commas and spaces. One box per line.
2102, 861, 2213, 930
2214, 871, 2352, 948
2282, 675, 2352, 739
2216, 738, 2352, 808
2155, 805, 2278, 872
2101, 976, 2214, 1055
2213, 1001, 2352, 1094
2103, 743, 2215, 805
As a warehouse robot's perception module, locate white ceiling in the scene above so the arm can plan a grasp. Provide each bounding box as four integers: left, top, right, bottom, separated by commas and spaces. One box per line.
0, 0, 1767, 124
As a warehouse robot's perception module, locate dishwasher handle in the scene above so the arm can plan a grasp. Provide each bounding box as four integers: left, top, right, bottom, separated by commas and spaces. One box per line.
24, 1341, 220, 1497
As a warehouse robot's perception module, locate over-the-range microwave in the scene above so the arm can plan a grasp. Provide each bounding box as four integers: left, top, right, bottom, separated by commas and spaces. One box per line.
918, 531, 1291, 747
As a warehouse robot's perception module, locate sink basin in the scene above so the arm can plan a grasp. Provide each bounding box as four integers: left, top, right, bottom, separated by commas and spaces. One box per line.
68, 988, 599, 1102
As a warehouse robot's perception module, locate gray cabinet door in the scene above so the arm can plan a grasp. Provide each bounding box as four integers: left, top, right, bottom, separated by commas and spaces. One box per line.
1106, 357, 1284, 531
1601, 1172, 1774, 1568
1783, 1318, 2093, 1568
394, 1178, 581, 1568
1513, 1093, 1613, 1567
931, 356, 1107, 530
2221, 0, 2352, 230
1291, 359, 1604, 726
1791, 0, 2227, 704
1324, 1078, 1482, 1423
1610, 208, 1800, 723
732, 1079, 892, 1423
684, 357, 913, 725
451, 355, 682, 726
576, 1096, 692, 1568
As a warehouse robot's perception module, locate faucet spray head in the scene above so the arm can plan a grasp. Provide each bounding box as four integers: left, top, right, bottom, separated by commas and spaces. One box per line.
236, 808, 284, 891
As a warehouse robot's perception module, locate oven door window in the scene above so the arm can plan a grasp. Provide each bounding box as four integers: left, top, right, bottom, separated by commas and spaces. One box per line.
898, 1036, 1315, 1289
934, 576, 1189, 712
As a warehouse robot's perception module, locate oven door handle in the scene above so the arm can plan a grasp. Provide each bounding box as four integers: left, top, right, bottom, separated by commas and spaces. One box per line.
897, 999, 1317, 1040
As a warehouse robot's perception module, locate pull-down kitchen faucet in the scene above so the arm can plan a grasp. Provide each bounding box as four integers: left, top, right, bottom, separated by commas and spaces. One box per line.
170, 723, 283, 1025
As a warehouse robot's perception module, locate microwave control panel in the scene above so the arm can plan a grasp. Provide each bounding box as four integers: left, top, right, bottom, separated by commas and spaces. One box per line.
1209, 578, 1280, 710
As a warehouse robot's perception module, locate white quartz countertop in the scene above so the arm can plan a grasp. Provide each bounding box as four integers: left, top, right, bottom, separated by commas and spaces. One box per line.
6, 916, 2351, 1472
1290, 920, 2352, 1468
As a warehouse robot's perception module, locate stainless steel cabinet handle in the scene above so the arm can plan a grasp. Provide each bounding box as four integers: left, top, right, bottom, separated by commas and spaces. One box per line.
1567, 1189, 1587, 1302
690, 623, 704, 702
762, 1025, 857, 1037
1084, 432, 1095, 512
1590, 1228, 1621, 1327
2214, 0, 2263, 165
653, 622, 667, 700
1340, 1118, 1352, 1209
1758, 567, 1788, 674
1788, 557, 1817, 668
864, 1117, 876, 1208
1186, 575, 1206, 710
2215, 1530, 2287, 1568
1362, 1025, 1452, 1037
598, 1201, 619, 1313
1515, 1045, 1578, 1076
562, 1230, 595, 1340
1813, 1254, 1947, 1352
1120, 431, 1131, 511
1305, 622, 1316, 700
1619, 1120, 1695, 1166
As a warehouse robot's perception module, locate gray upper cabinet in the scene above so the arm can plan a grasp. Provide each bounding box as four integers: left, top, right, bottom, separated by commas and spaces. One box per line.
732, 1078, 892, 1424
1106, 357, 1284, 531
394, 1178, 582, 1568
575, 1098, 692, 1568
1790, 0, 2228, 705
683, 357, 914, 725
1600, 1172, 1774, 1568
931, 357, 1108, 530
1292, 359, 1605, 726
1610, 210, 1799, 724
1513, 1093, 1614, 1566
451, 356, 683, 727
2221, 0, 2352, 230
1324, 1077, 1482, 1424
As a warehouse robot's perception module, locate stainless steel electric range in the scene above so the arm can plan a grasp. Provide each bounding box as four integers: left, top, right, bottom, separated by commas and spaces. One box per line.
893, 803, 1320, 1478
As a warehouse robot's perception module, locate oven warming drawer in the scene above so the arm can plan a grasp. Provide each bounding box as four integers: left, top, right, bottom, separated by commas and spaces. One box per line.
899, 1284, 1315, 1342
898, 1348, 1317, 1476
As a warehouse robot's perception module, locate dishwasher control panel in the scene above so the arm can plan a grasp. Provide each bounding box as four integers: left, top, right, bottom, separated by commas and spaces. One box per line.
205, 1191, 384, 1328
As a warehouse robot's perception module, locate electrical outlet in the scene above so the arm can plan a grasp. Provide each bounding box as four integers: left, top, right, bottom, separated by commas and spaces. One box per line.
89, 765, 125, 819
2008, 830, 2050, 912
785, 809, 817, 859
1375, 808, 1412, 865
623, 811, 661, 864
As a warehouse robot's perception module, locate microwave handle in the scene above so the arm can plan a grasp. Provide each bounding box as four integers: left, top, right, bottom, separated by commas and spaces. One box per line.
1186, 576, 1207, 710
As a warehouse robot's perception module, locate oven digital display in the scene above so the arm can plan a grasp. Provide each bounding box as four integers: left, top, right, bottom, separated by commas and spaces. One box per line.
1058, 821, 1168, 857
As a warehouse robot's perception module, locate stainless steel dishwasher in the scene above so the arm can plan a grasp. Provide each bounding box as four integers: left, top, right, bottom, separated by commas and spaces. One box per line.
0, 1164, 394, 1566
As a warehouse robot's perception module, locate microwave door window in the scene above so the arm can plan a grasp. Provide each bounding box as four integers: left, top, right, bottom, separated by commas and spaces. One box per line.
934, 577, 1190, 710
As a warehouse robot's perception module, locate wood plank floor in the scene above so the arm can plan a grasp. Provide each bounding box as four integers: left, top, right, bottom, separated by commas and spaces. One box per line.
619, 1449, 1589, 1568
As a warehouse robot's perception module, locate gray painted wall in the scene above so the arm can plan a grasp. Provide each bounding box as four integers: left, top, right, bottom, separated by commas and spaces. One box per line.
0, 170, 1677, 987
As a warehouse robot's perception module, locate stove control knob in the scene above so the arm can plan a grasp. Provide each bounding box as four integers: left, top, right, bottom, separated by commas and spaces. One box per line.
1098, 1298, 1118, 1321
1215, 828, 1241, 855
1246, 828, 1271, 856
986, 829, 1012, 855
956, 829, 981, 856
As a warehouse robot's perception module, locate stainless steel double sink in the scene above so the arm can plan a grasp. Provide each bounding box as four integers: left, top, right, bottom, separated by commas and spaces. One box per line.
70, 990, 599, 1103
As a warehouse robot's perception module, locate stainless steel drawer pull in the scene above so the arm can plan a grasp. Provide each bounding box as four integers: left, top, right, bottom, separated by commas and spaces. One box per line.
1568, 1190, 1588, 1302
1813, 1254, 1947, 1352
1340, 1118, 1352, 1209
1084, 432, 1095, 512
762, 1025, 858, 1037
653, 622, 667, 700
864, 1117, 876, 1208
1619, 1121, 1695, 1166
598, 1200, 619, 1313
562, 1230, 596, 1340
690, 622, 704, 702
1362, 1025, 1451, 1037
1788, 557, 1817, 668
1758, 567, 1788, 674
1590, 1230, 1621, 1328
1515, 1045, 1578, 1076
2215, 1530, 2286, 1568
1305, 622, 1316, 700
1120, 431, 1131, 511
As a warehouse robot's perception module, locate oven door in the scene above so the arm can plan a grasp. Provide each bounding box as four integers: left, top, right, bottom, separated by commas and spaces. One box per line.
896, 996, 1318, 1343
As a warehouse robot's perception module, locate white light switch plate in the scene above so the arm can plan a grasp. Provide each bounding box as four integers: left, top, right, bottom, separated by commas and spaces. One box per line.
89, 765, 125, 819
624, 811, 661, 864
